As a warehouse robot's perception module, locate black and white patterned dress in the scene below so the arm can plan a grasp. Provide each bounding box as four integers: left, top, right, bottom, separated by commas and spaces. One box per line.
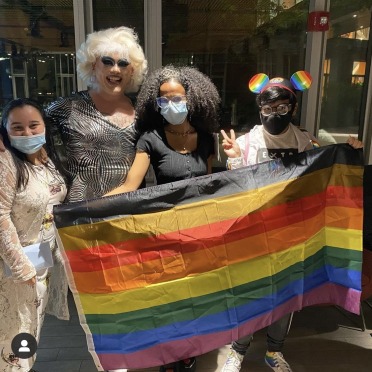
45, 91, 139, 202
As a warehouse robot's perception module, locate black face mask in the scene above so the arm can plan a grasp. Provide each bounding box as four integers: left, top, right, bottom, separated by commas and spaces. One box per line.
260, 112, 292, 135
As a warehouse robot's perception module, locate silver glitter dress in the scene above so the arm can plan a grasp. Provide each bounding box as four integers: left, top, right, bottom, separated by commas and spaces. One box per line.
45, 91, 139, 202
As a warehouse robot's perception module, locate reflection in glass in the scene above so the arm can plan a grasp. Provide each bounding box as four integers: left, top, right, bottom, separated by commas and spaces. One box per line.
162, 0, 309, 131
15, 76, 26, 99
92, 0, 144, 46
0, 0, 75, 109
12, 58, 26, 74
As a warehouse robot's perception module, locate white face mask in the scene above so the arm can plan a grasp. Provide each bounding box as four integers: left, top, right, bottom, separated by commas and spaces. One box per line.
9, 132, 46, 154
160, 101, 188, 125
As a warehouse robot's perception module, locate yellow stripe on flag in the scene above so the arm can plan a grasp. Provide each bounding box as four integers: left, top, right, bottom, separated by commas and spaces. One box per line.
78, 226, 361, 314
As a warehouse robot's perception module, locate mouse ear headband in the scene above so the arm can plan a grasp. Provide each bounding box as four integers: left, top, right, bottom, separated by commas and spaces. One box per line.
248, 71, 312, 95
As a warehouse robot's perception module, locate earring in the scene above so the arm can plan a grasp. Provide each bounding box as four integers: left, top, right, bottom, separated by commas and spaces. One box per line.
90, 75, 96, 84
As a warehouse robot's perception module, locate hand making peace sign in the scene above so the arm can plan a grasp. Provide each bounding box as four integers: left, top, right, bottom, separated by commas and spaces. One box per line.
220, 129, 242, 158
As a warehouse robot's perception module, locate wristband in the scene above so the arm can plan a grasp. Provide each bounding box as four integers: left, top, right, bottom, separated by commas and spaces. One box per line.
226, 157, 244, 170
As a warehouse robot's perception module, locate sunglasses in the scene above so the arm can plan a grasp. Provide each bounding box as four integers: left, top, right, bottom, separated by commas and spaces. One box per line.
100, 56, 130, 68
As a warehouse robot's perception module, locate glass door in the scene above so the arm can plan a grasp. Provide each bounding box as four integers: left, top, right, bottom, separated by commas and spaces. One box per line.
318, 2, 372, 144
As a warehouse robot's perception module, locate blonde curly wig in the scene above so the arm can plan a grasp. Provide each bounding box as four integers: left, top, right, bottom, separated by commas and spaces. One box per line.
76, 26, 148, 93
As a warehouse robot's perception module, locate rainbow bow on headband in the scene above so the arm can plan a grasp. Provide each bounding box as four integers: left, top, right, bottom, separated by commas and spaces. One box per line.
248, 71, 312, 94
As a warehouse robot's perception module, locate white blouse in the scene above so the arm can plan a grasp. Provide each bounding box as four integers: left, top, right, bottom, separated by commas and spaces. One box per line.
0, 149, 69, 318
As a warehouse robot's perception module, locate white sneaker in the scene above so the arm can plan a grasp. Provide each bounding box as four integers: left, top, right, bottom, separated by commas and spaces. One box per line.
107, 369, 128, 372
221, 348, 244, 372
264, 351, 292, 372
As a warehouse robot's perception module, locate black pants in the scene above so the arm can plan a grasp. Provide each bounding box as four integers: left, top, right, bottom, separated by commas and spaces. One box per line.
232, 313, 292, 354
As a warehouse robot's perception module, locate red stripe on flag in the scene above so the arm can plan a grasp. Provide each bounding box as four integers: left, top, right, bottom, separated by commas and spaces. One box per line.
64, 186, 362, 273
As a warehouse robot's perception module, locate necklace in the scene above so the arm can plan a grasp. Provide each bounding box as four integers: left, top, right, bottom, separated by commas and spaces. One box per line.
164, 128, 195, 137
181, 134, 190, 152
164, 128, 196, 152
102, 111, 134, 128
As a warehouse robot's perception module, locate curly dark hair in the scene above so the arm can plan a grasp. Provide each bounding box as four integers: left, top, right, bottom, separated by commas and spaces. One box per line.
135, 65, 221, 133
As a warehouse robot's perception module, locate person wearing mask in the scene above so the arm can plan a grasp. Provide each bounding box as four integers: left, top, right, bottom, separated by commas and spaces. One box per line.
106, 65, 221, 372
0, 27, 147, 372
0, 98, 68, 372
220, 73, 363, 372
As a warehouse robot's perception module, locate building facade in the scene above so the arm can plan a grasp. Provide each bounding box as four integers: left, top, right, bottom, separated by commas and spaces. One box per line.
1, 0, 371, 161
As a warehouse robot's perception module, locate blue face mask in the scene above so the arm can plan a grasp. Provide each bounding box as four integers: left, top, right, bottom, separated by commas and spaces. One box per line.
160, 101, 188, 125
9, 132, 46, 154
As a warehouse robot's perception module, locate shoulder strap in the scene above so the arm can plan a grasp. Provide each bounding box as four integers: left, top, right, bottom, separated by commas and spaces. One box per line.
299, 127, 320, 148
244, 132, 250, 164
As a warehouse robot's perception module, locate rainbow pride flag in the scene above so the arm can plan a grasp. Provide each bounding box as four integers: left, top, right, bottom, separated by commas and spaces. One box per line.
54, 144, 363, 371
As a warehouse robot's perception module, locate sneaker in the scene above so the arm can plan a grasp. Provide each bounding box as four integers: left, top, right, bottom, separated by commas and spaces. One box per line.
179, 357, 196, 372
221, 349, 244, 372
264, 352, 292, 372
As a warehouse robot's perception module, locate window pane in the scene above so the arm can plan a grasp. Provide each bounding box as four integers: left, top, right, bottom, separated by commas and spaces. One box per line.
319, 2, 371, 142
162, 0, 310, 131
92, 0, 144, 46
15, 76, 26, 98
0, 0, 76, 110
12, 58, 25, 74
